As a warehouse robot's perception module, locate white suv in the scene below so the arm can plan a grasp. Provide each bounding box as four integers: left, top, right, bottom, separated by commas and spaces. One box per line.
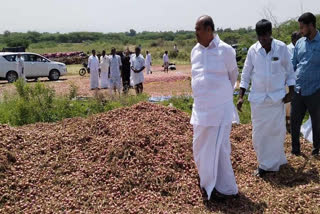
0, 52, 67, 83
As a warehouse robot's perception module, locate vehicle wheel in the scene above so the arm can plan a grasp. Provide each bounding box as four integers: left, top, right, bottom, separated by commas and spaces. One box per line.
6, 71, 18, 83
79, 68, 86, 76
49, 69, 60, 81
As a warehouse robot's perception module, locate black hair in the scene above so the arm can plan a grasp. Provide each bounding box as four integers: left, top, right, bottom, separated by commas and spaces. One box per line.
92, 49, 96, 53
291, 31, 301, 41
298, 12, 316, 27
135, 46, 141, 51
199, 15, 215, 31
255, 19, 272, 36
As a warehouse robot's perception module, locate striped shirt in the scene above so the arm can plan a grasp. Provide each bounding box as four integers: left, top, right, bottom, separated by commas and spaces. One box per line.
292, 31, 320, 96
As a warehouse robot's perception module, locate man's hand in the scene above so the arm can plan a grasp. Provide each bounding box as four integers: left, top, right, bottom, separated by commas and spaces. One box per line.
283, 86, 295, 104
283, 92, 293, 103
237, 98, 244, 112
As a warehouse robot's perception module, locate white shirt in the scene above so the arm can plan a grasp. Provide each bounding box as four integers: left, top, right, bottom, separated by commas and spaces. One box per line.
16, 57, 24, 69
145, 53, 152, 65
130, 54, 145, 85
100, 55, 110, 71
109, 55, 122, 78
240, 39, 296, 104
163, 54, 169, 63
287, 43, 295, 59
87, 55, 99, 71
190, 34, 239, 126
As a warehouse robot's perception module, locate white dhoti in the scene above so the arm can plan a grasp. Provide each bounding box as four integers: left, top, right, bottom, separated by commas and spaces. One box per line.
251, 98, 287, 171
146, 64, 151, 74
301, 118, 313, 143
109, 76, 122, 91
100, 71, 109, 89
193, 124, 238, 199
130, 70, 144, 86
90, 69, 99, 89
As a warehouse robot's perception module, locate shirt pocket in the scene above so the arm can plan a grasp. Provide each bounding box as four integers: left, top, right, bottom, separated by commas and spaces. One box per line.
270, 59, 282, 75
207, 53, 226, 73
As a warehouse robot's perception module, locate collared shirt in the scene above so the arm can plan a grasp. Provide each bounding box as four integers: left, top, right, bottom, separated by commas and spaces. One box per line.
109, 55, 122, 78
190, 34, 239, 126
130, 54, 145, 85
100, 55, 110, 72
87, 55, 99, 71
292, 31, 320, 96
163, 54, 169, 63
287, 43, 295, 59
240, 39, 296, 104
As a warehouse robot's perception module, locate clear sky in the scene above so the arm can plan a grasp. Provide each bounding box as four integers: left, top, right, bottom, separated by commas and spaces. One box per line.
1, 0, 319, 33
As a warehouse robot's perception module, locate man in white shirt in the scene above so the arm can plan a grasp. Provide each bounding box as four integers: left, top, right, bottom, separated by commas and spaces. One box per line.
100, 50, 110, 89
130, 47, 145, 95
87, 50, 100, 90
163, 51, 169, 72
145, 50, 152, 74
16, 54, 25, 81
109, 48, 122, 96
287, 32, 301, 58
191, 15, 239, 201
237, 19, 296, 177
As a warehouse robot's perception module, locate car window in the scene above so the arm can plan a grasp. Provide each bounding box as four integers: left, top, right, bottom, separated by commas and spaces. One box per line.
31, 55, 47, 62
3, 55, 17, 62
23, 54, 33, 62
21, 55, 30, 62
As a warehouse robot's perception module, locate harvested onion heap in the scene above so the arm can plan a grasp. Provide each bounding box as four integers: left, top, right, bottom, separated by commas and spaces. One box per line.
0, 102, 318, 213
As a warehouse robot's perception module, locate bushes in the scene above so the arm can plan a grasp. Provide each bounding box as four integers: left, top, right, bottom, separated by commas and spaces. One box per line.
0, 80, 148, 126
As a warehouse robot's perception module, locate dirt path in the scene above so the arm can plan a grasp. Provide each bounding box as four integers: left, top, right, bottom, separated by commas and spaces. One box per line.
0, 65, 191, 97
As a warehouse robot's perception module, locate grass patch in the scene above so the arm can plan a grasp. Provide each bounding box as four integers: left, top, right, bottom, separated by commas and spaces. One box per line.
0, 79, 148, 126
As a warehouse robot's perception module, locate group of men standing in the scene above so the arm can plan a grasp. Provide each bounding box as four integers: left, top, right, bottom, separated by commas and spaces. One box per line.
191, 12, 319, 202
87, 47, 152, 95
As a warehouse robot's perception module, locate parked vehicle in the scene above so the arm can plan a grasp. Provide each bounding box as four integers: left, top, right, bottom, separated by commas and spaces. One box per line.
79, 62, 89, 76
0, 52, 67, 83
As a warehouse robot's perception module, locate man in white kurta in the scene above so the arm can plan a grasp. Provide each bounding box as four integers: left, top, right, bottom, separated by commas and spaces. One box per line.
237, 19, 296, 176
130, 47, 145, 95
87, 50, 100, 90
163, 51, 169, 72
100, 50, 110, 89
191, 16, 239, 201
109, 48, 122, 95
145, 51, 152, 74
16, 54, 25, 81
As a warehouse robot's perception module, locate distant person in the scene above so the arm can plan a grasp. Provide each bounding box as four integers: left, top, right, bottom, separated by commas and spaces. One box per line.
100, 50, 110, 89
163, 51, 169, 72
237, 19, 296, 177
109, 48, 122, 96
174, 44, 179, 53
16, 54, 25, 81
130, 47, 145, 95
87, 49, 100, 90
287, 32, 302, 58
291, 12, 320, 156
285, 31, 302, 131
191, 15, 239, 201
121, 49, 131, 94
145, 50, 152, 74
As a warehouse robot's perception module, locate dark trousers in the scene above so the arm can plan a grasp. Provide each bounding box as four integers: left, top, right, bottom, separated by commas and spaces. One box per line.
291, 89, 320, 154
